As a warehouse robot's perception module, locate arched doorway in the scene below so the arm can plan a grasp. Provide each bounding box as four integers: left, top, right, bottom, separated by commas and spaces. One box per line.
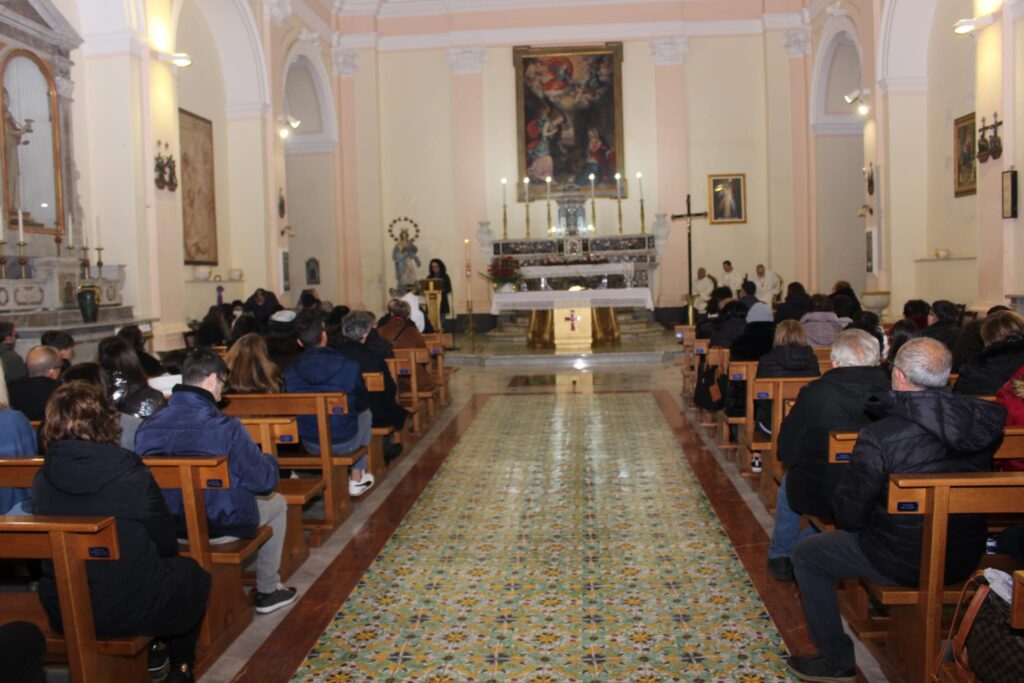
811, 21, 867, 295
283, 43, 340, 305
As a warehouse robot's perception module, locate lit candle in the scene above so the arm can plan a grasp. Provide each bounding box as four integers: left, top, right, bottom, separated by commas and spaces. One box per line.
636, 172, 644, 201
589, 173, 596, 200
67, 212, 74, 248
464, 237, 470, 262
614, 173, 622, 200
545, 176, 552, 202
523, 177, 530, 203
17, 210, 24, 243
501, 177, 507, 204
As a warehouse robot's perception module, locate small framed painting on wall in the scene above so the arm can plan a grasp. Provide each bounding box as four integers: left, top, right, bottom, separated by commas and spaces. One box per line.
1004, 170, 1018, 219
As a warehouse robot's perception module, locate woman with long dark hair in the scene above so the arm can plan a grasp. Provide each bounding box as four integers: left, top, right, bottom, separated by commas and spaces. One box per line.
32, 382, 211, 682
97, 336, 167, 418
116, 325, 165, 377
428, 258, 453, 324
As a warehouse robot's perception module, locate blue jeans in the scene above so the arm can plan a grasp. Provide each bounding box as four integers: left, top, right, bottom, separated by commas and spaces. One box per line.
302, 409, 371, 473
792, 530, 898, 670
768, 473, 817, 559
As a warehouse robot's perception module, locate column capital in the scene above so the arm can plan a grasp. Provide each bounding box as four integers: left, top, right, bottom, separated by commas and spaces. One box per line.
331, 35, 359, 77
784, 27, 811, 56
448, 47, 486, 75
264, 0, 293, 24
649, 38, 689, 66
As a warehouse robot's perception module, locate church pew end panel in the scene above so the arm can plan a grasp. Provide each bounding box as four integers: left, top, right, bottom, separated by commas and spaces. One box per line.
0, 516, 151, 682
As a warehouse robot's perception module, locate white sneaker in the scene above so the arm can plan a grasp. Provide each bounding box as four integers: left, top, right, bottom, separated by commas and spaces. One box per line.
349, 474, 375, 497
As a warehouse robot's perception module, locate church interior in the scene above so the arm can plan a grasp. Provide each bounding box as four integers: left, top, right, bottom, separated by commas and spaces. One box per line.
1, 0, 1023, 682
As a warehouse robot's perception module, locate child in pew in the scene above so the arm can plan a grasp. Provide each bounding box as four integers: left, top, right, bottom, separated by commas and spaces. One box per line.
0, 362, 38, 515
32, 382, 211, 683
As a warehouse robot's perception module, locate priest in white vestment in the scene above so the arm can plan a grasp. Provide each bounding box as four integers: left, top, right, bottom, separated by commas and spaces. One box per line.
754, 264, 782, 304
720, 260, 744, 297
693, 267, 717, 313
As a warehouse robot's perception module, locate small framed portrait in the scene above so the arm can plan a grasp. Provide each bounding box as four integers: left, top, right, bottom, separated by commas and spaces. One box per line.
866, 225, 878, 275
954, 113, 977, 198
708, 173, 746, 224
306, 257, 321, 285
1003, 170, 1018, 219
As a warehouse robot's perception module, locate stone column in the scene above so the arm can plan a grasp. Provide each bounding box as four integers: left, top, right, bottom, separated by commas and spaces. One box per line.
332, 39, 365, 308
784, 27, 815, 289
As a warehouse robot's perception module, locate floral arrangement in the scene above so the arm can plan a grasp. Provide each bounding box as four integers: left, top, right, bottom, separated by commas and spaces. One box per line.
485, 256, 523, 287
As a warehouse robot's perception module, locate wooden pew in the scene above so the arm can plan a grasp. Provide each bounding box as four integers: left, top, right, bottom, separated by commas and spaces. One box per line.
422, 332, 454, 406
223, 393, 365, 546
878, 472, 1024, 683
394, 347, 440, 421
746, 376, 816, 508
386, 354, 422, 434
719, 358, 756, 458
0, 515, 150, 682
692, 339, 713, 426
704, 348, 730, 439
0, 456, 259, 677
673, 325, 697, 401
828, 425, 1024, 465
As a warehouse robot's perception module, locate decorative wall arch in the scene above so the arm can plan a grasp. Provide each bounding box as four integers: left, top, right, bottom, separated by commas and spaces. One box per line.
810, 14, 863, 135
282, 39, 339, 154
170, 0, 270, 117
876, 0, 939, 93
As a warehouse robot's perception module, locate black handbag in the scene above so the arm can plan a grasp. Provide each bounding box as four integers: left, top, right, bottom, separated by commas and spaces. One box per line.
693, 359, 724, 412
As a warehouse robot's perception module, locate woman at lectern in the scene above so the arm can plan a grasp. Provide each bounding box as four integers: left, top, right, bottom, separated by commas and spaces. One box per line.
428, 258, 453, 325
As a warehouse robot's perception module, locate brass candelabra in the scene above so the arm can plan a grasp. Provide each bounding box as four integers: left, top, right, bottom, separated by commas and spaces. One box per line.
17, 241, 26, 279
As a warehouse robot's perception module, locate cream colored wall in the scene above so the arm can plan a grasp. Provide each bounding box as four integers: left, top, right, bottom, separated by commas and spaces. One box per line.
285, 62, 323, 134
925, 0, 977, 261
684, 36, 770, 283
815, 134, 866, 291
285, 152, 338, 302
764, 30, 796, 282
354, 50, 386, 314
377, 50, 455, 300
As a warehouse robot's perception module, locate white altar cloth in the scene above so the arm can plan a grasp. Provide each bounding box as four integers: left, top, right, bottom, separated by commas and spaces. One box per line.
491, 288, 654, 315
517, 263, 631, 279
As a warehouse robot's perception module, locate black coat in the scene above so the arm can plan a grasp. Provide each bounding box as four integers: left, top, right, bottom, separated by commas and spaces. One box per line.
834, 390, 1004, 586
921, 320, 962, 353
709, 318, 746, 349
774, 294, 811, 323
8, 376, 58, 421
333, 339, 408, 430
780, 366, 890, 518
953, 337, 1024, 396
32, 440, 207, 634
756, 345, 821, 378
729, 322, 775, 361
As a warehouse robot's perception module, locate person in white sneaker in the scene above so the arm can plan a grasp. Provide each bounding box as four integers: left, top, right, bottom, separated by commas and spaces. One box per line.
136, 348, 299, 615
285, 313, 375, 497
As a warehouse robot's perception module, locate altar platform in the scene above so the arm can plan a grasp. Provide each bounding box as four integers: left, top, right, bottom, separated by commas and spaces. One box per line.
446, 327, 682, 368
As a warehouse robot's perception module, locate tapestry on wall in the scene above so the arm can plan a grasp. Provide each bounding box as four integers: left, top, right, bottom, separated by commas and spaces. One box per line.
179, 108, 218, 265
514, 42, 624, 200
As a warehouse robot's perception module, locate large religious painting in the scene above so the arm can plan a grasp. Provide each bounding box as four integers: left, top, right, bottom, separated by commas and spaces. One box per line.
514, 43, 624, 200
708, 173, 746, 224
179, 108, 218, 264
953, 112, 976, 198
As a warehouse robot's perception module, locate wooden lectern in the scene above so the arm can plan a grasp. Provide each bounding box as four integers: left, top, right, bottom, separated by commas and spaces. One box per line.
420, 278, 444, 332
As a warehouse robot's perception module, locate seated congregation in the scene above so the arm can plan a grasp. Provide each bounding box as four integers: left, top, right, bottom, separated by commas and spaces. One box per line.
0, 289, 453, 682
679, 281, 1024, 683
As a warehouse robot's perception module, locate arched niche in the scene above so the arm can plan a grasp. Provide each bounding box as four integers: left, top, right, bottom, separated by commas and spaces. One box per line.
0, 0, 81, 241
283, 41, 338, 154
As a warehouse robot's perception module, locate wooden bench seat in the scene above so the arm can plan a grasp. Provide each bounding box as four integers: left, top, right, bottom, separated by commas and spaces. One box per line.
224, 392, 365, 545
0, 515, 150, 682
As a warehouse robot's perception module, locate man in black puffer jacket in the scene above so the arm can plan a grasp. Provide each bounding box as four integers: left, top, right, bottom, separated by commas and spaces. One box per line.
787, 338, 1005, 683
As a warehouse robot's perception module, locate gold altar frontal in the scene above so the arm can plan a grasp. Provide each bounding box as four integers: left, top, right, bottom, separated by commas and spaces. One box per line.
526, 307, 621, 351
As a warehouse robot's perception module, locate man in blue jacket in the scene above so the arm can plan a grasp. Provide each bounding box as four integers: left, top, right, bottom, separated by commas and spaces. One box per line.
136, 348, 298, 614
285, 312, 374, 497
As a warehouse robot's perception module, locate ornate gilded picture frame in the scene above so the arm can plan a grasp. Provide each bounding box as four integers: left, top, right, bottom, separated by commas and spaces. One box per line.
954, 112, 976, 198
513, 42, 624, 201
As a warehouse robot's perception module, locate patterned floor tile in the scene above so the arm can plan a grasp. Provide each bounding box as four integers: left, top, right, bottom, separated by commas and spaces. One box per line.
292, 394, 794, 681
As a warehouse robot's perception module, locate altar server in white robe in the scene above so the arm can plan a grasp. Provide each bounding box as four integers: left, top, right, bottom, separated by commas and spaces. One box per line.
754, 264, 782, 304
720, 260, 744, 297
693, 267, 717, 314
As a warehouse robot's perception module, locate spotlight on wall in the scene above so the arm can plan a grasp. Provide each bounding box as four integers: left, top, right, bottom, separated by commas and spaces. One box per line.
857, 101, 870, 116
278, 127, 290, 140
953, 14, 995, 35
843, 88, 864, 104
843, 89, 871, 116
156, 51, 193, 68
277, 114, 301, 130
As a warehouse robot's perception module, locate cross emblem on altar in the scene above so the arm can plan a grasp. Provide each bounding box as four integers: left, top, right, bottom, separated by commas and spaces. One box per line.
564, 309, 580, 332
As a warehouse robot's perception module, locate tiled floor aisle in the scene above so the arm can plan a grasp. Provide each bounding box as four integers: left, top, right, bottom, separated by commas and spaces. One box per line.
290, 393, 794, 682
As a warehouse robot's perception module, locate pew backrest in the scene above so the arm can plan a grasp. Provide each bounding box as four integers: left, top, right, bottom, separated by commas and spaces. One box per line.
829, 426, 1024, 464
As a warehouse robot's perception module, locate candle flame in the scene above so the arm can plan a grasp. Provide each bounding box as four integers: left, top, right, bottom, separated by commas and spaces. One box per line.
614, 173, 621, 180
636, 172, 642, 179
501, 177, 507, 184
523, 177, 530, 184
588, 173, 595, 181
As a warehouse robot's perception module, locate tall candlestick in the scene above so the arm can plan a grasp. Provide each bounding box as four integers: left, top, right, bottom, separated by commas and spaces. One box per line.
0, 238, 6, 279
464, 239, 475, 352
523, 177, 531, 239
501, 178, 508, 239
17, 210, 24, 244
637, 172, 646, 234
589, 173, 597, 233
464, 237, 470, 263
614, 173, 623, 234
17, 240, 27, 279
545, 176, 553, 236
67, 213, 74, 248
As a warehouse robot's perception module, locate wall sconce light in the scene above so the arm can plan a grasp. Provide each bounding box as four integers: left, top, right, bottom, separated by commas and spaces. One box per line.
844, 88, 871, 116
953, 14, 995, 35
156, 51, 193, 68
280, 225, 295, 237
857, 204, 874, 218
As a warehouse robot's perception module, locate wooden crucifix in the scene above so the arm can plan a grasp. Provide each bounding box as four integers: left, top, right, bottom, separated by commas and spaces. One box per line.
671, 194, 709, 325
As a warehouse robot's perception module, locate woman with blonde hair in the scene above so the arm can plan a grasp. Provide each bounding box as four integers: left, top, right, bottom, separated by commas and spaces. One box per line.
224, 332, 283, 394
753, 319, 821, 435
0, 361, 37, 513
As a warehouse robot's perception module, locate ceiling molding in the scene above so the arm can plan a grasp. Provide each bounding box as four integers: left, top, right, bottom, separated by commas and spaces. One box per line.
876, 76, 928, 94
285, 137, 339, 154
811, 120, 865, 136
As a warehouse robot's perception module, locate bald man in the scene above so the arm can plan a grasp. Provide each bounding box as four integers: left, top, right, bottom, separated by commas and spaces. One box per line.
754, 264, 782, 305
9, 346, 62, 421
